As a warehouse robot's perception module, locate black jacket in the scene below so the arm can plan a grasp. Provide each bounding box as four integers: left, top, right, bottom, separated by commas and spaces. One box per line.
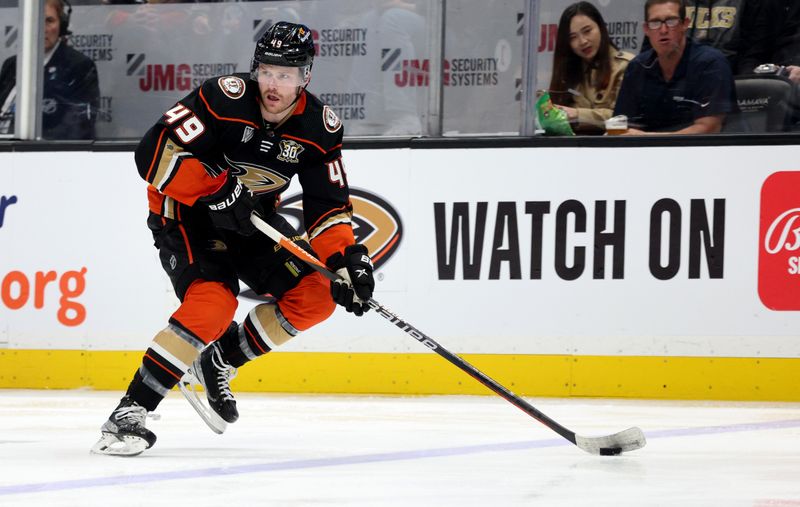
0, 40, 99, 139
738, 0, 800, 73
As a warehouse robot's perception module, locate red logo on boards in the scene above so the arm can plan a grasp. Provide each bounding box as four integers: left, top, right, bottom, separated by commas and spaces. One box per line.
758, 171, 800, 310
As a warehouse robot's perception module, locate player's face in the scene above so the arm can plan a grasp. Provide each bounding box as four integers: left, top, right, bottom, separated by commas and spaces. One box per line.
44, 3, 61, 53
255, 64, 307, 120
644, 2, 688, 59
568, 14, 601, 63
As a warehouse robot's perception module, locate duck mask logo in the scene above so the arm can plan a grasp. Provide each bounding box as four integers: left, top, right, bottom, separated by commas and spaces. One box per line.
239, 188, 403, 303
278, 188, 403, 270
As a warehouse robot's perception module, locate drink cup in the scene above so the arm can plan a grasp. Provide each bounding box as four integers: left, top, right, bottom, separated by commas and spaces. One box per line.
605, 115, 628, 135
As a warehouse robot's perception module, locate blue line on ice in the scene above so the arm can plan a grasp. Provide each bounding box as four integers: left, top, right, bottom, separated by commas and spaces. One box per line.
2, 418, 799, 496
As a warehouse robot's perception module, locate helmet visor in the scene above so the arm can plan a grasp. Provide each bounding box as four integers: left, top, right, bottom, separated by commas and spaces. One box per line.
252, 64, 309, 88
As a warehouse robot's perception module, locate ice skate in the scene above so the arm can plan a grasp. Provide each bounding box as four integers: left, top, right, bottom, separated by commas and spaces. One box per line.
180, 340, 239, 434
91, 396, 157, 457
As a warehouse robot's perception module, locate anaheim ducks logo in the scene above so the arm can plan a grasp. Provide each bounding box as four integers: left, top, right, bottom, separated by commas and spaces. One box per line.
278, 188, 403, 270
224, 154, 289, 195
218, 76, 246, 99
238, 188, 402, 302
322, 105, 342, 133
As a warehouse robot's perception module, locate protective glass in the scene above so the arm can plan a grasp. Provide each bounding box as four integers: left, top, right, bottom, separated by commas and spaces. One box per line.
253, 64, 309, 87
645, 17, 682, 30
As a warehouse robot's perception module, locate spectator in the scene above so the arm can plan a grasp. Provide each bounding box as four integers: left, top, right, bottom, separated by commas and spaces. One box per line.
548, 1, 634, 134
614, 0, 737, 134
737, 0, 800, 81
0, 0, 99, 139
640, 0, 757, 75
352, 0, 427, 135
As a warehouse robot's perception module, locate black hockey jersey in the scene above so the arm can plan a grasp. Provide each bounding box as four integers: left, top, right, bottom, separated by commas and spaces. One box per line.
134, 73, 355, 262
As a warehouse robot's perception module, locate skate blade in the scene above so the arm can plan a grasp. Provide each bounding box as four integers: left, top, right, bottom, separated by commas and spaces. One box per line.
90, 433, 150, 457
178, 375, 228, 435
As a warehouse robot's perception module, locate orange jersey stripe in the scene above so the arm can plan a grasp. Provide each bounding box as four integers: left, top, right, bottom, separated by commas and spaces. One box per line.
147, 186, 166, 215
178, 223, 194, 264
283, 134, 326, 155
291, 91, 307, 115
306, 203, 351, 234
199, 87, 259, 127
161, 158, 226, 206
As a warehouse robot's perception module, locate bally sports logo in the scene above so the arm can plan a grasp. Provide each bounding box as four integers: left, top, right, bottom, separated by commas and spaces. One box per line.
759, 171, 800, 310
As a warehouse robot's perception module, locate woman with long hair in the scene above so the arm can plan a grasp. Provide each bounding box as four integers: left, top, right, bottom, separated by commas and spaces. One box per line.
548, 1, 633, 133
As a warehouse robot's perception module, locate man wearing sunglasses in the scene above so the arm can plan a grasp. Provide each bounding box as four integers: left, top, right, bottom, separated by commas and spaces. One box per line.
613, 0, 737, 134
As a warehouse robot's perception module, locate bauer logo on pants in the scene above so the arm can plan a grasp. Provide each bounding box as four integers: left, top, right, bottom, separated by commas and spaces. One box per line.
758, 171, 800, 310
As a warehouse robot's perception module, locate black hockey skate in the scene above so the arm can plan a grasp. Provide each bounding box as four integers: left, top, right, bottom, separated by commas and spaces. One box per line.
180, 340, 239, 434
91, 396, 157, 457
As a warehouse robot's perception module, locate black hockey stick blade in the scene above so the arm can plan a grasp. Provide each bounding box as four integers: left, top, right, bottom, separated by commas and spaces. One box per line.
250, 213, 647, 456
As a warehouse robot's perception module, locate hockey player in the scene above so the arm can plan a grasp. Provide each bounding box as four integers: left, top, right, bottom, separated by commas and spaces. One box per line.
91, 21, 375, 456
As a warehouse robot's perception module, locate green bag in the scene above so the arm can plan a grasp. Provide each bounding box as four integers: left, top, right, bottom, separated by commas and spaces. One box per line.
535, 91, 575, 136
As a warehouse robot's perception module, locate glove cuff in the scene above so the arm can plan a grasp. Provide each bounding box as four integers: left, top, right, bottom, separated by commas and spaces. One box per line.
326, 244, 371, 271
326, 251, 345, 271
345, 244, 372, 270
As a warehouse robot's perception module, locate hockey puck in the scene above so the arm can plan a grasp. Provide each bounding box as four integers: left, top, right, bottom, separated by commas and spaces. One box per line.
599, 447, 622, 456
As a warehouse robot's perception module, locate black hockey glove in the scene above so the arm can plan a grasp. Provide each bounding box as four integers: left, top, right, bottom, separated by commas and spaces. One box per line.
326, 244, 375, 316
201, 176, 258, 236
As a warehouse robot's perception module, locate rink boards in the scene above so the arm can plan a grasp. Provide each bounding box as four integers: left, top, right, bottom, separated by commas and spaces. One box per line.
1, 145, 799, 400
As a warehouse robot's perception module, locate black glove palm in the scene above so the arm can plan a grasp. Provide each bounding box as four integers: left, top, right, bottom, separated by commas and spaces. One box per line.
201, 176, 258, 236
326, 244, 375, 316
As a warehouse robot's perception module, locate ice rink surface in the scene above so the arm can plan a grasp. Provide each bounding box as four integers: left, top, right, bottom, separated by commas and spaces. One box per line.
0, 390, 799, 506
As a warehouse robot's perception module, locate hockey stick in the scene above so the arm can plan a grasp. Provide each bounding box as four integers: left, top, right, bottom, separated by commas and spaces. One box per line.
250, 213, 646, 456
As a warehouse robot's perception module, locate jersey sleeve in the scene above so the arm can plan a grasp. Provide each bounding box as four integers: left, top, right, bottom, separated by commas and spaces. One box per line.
296, 115, 355, 263
134, 79, 229, 207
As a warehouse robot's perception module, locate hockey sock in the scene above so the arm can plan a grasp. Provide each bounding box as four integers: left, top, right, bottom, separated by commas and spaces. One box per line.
126, 322, 205, 411
215, 303, 300, 368
125, 371, 162, 412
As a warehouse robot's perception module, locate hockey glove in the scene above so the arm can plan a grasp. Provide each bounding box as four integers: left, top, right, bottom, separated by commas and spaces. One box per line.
201, 176, 258, 236
326, 244, 375, 316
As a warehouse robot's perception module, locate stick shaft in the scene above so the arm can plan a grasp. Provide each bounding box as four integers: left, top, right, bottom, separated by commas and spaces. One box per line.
250, 213, 579, 445
367, 299, 577, 444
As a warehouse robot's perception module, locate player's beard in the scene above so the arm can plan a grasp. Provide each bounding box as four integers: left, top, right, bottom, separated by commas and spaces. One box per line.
259, 86, 301, 123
